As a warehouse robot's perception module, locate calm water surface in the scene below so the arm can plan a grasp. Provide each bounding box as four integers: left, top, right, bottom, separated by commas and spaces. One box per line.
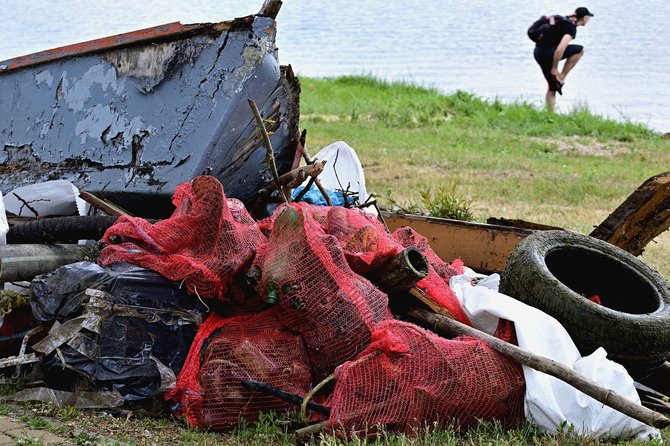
1, 0, 669, 131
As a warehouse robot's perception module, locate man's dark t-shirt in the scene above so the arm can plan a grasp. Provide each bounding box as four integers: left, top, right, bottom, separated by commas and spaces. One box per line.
536, 18, 577, 49
533, 17, 581, 92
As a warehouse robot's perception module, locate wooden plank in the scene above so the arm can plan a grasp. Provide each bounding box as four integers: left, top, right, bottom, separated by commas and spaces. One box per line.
591, 172, 670, 256
382, 212, 534, 274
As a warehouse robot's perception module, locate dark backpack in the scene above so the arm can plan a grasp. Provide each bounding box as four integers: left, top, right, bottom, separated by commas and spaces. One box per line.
527, 15, 566, 43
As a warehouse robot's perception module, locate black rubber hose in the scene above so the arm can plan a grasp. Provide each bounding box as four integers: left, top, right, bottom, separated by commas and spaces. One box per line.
6, 215, 119, 244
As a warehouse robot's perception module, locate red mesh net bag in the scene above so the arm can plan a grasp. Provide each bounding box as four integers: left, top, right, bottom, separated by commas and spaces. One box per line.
261, 203, 391, 381
325, 206, 403, 276
99, 176, 266, 300
392, 227, 470, 325
167, 309, 311, 430
392, 226, 464, 284
326, 320, 526, 436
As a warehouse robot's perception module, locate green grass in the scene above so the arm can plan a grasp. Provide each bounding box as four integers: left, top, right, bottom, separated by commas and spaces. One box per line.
299, 75, 670, 278
2, 397, 669, 445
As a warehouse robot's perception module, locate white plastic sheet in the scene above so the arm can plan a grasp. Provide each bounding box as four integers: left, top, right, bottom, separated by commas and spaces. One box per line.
310, 141, 372, 209
450, 269, 660, 440
3, 180, 89, 217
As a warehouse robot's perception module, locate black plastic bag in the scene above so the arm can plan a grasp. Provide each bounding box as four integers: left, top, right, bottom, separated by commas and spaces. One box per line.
30, 262, 206, 402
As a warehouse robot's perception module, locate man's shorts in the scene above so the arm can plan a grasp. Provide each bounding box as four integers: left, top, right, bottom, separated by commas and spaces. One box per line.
534, 44, 584, 92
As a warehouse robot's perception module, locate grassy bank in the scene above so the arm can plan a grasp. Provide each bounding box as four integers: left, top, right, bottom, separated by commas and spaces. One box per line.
299, 75, 670, 278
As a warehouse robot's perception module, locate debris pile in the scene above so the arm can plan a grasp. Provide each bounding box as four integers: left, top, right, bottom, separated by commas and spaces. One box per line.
1, 0, 669, 440
90, 175, 523, 433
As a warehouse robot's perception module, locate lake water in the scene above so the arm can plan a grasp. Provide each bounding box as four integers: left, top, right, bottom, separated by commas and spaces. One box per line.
1, 0, 669, 131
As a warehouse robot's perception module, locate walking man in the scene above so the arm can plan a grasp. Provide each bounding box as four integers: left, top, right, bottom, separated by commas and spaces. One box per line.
533, 7, 593, 112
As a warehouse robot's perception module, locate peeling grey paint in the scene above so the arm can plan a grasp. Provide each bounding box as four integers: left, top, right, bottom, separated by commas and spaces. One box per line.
0, 16, 300, 218
102, 38, 212, 93
35, 70, 53, 87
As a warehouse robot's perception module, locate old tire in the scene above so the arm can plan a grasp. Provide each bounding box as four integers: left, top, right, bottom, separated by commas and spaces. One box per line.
499, 230, 670, 375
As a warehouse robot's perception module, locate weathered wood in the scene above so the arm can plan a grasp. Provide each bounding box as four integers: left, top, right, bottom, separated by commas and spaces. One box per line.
79, 191, 132, 217
591, 171, 670, 256
407, 307, 670, 429
298, 147, 332, 206
373, 247, 429, 294
258, 161, 326, 196
259, 0, 282, 19
409, 287, 456, 320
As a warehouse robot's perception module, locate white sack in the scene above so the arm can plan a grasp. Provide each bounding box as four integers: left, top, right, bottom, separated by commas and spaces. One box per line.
310, 141, 371, 208
450, 270, 659, 440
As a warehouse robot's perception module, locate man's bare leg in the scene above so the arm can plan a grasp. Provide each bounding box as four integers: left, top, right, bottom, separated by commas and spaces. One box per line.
557, 49, 584, 82
546, 90, 556, 112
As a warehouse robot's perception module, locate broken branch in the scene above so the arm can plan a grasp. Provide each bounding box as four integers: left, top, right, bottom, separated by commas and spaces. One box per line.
248, 99, 289, 204
298, 146, 332, 206
12, 193, 42, 218
78, 191, 132, 217
257, 161, 326, 196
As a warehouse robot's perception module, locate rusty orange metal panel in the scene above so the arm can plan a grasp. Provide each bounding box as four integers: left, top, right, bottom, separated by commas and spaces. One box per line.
0, 21, 230, 73
382, 212, 535, 274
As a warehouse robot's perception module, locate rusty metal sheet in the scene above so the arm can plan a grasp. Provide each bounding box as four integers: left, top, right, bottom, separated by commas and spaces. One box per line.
382, 212, 535, 274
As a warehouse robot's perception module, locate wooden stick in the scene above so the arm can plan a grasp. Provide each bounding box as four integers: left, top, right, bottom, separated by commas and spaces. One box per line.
300, 373, 334, 421
79, 190, 132, 216
295, 420, 329, 437
293, 176, 317, 203
298, 146, 332, 206
409, 287, 456, 320
248, 99, 289, 204
407, 307, 670, 429
257, 161, 326, 196
240, 380, 331, 416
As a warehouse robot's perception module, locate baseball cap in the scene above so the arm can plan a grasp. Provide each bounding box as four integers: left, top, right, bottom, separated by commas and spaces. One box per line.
575, 7, 594, 18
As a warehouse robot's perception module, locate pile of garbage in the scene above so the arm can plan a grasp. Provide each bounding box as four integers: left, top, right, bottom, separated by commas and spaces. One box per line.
0, 172, 525, 434
0, 133, 666, 443
84, 174, 525, 433
2, 0, 669, 440
0, 163, 661, 441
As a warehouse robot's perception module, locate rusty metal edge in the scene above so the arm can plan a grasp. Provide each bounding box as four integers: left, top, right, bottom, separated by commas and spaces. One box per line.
381, 211, 537, 274
0, 20, 238, 74
381, 212, 536, 236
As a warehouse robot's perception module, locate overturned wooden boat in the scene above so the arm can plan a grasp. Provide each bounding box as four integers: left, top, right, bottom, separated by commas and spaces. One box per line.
0, 0, 298, 218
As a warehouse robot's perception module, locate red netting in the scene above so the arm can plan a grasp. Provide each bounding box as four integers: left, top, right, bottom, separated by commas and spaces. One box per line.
392, 227, 471, 325
260, 203, 391, 381
392, 226, 464, 283
98, 176, 266, 300
325, 206, 403, 276
326, 320, 526, 436
167, 309, 311, 430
